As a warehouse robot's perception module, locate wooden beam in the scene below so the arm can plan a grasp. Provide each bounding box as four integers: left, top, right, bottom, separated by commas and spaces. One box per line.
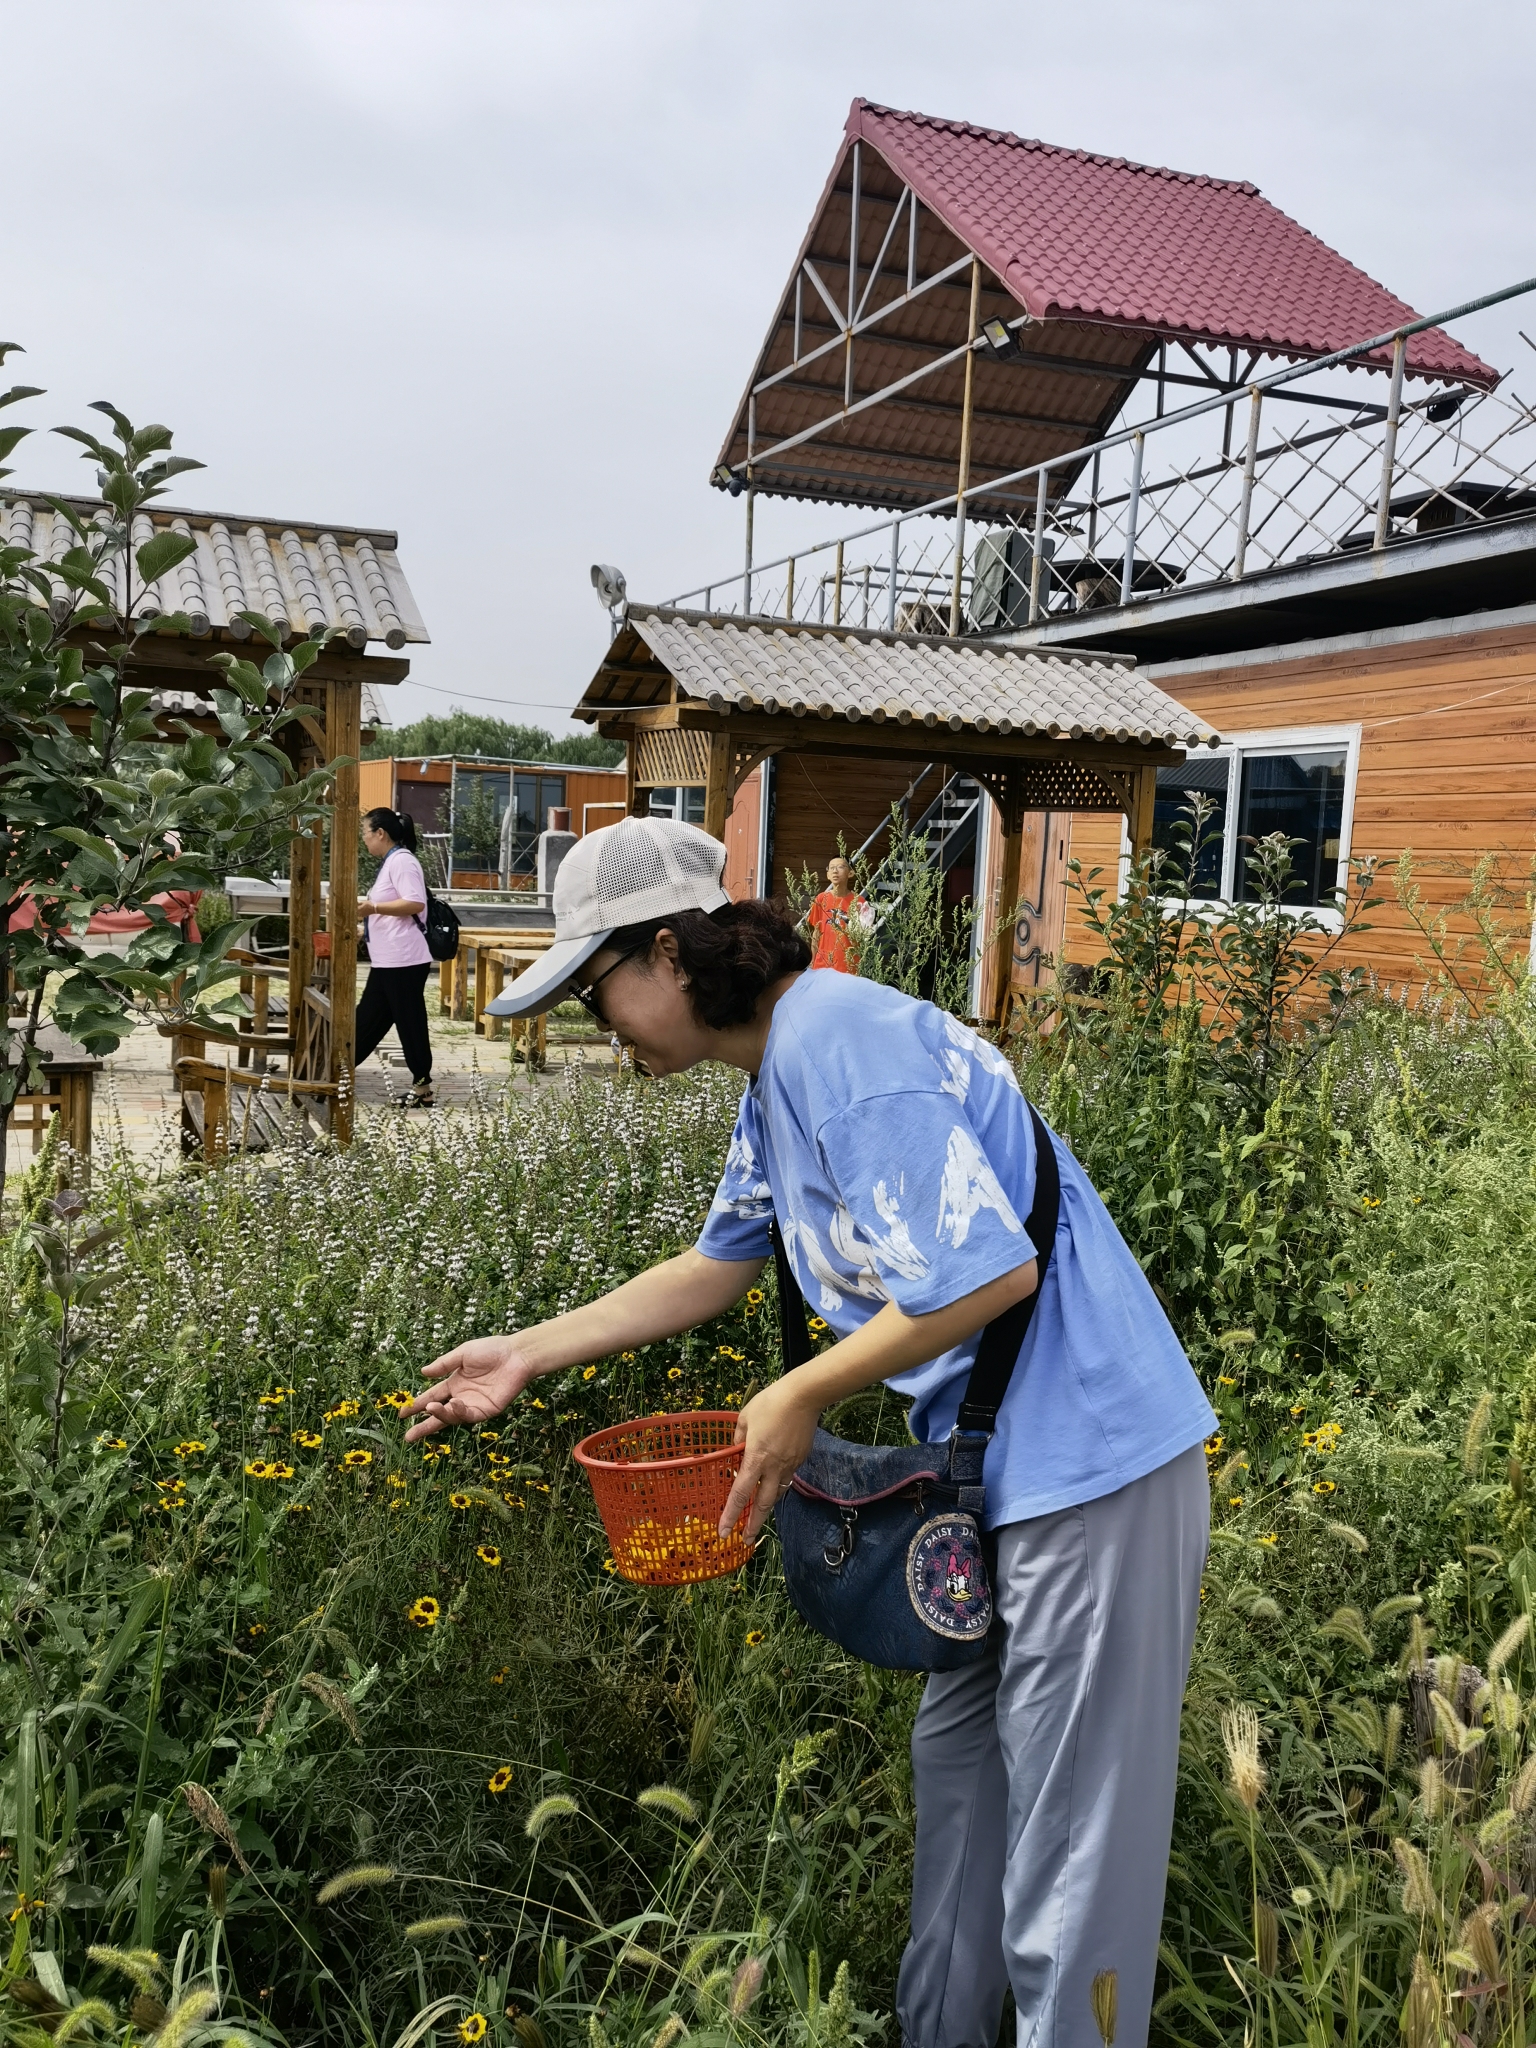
988, 803, 1025, 1033
288, 824, 320, 1052
606, 709, 1185, 773
326, 671, 363, 1142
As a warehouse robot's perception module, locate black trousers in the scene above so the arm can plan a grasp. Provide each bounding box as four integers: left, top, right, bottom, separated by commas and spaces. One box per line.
355, 963, 433, 1083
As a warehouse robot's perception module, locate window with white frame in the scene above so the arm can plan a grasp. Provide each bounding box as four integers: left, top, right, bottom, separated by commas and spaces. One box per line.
1150, 725, 1361, 911
646, 785, 706, 826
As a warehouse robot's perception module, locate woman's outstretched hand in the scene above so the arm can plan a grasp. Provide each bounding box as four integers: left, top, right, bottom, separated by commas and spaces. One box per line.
718, 1374, 822, 1543
405, 1336, 540, 1440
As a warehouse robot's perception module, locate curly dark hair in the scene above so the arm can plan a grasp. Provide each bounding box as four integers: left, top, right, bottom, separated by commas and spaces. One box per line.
605, 899, 810, 1030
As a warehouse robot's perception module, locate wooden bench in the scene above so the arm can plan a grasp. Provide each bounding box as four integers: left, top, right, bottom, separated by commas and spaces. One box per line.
475, 947, 552, 1067
175, 1056, 338, 1161
7, 1024, 101, 1178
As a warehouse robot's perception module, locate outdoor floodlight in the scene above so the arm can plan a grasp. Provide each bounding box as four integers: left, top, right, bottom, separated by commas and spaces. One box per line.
711, 463, 746, 497
590, 563, 627, 610
1426, 389, 1470, 423
981, 317, 1022, 361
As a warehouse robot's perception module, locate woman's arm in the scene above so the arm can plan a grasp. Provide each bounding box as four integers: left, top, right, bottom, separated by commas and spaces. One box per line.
717, 1256, 1038, 1540
359, 894, 426, 917
403, 1247, 768, 1440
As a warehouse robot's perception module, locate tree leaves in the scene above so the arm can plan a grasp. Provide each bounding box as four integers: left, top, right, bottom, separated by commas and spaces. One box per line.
134, 530, 196, 589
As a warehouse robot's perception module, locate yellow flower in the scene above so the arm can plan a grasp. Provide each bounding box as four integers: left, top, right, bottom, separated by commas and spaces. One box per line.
245, 1460, 275, 1479
531, 1398, 545, 1410
292, 1430, 322, 1449
1228, 1495, 1244, 1508
156, 1477, 187, 1492
287, 1502, 312, 1516
1258, 1533, 1278, 1547
1313, 1479, 1337, 1495
258, 1391, 288, 1408
98, 1435, 127, 1449
479, 1429, 500, 1441
487, 1768, 514, 1795
808, 1316, 828, 1334
1217, 1374, 1237, 1388
582, 1366, 598, 1381
745, 1629, 766, 1646
620, 1351, 637, 1362
172, 1440, 206, 1458
421, 1442, 451, 1459
387, 1473, 409, 1490
504, 1494, 525, 1510
667, 1368, 683, 1382
449, 1493, 472, 1510
1204, 1434, 1223, 1456
529, 1482, 550, 1494
269, 1462, 295, 1479
477, 1546, 502, 1568
377, 1391, 413, 1411
1290, 1405, 1305, 1418
407, 1596, 440, 1628
323, 1399, 361, 1423
602, 1557, 617, 1574
1361, 1195, 1382, 1210
460, 2013, 489, 2044
746, 1289, 764, 1306
342, 1449, 373, 1469
490, 1666, 509, 1685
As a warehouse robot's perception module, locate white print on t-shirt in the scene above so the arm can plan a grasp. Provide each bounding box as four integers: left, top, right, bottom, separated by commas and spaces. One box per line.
826, 1206, 891, 1300
936, 1014, 1020, 1107
713, 1123, 773, 1221
866, 1179, 932, 1281
788, 1215, 887, 1315
937, 1124, 1023, 1249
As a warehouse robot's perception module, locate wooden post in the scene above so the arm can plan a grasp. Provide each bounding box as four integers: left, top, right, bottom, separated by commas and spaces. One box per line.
474, 943, 491, 1037
1127, 763, 1158, 865
288, 824, 319, 1063
702, 731, 731, 843
326, 671, 363, 1145
624, 738, 645, 818
948, 257, 982, 638
988, 782, 1025, 1034
439, 955, 454, 1016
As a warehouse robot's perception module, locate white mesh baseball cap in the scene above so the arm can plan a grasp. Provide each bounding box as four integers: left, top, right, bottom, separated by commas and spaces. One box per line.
483, 815, 730, 1018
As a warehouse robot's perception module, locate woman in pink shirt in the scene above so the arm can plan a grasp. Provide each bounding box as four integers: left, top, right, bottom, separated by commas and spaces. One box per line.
356, 808, 435, 1106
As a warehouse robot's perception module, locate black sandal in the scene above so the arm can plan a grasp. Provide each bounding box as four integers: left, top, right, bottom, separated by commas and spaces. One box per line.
403, 1081, 435, 1108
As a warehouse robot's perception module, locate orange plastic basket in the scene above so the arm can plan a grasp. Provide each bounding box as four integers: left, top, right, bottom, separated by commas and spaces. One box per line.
573, 1411, 753, 1586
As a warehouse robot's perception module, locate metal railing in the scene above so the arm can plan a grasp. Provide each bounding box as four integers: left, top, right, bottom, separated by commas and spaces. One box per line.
667, 277, 1536, 636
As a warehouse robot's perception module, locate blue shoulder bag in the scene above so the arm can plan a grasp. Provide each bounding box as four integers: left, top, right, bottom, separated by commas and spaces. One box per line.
772, 1102, 1060, 1672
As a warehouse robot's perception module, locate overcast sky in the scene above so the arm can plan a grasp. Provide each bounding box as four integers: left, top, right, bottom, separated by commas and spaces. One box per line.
6, 0, 1534, 732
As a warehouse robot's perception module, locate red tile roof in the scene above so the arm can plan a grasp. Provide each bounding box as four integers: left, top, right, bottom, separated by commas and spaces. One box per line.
849, 100, 1497, 388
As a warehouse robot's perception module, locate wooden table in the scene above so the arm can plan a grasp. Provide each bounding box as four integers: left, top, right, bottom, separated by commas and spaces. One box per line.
8, 1022, 102, 1178
441, 928, 554, 1023
476, 948, 550, 1065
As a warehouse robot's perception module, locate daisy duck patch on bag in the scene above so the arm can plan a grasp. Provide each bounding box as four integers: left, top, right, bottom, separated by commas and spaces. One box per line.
906, 1516, 993, 1640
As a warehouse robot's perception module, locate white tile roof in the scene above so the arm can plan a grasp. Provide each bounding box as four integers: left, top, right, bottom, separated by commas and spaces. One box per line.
1, 492, 428, 649
622, 609, 1218, 749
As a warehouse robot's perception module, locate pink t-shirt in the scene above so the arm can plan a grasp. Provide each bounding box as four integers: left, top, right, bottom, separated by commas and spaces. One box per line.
367, 847, 433, 968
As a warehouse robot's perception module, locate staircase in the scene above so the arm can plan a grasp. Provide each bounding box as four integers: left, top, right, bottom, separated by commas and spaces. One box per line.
858, 770, 983, 922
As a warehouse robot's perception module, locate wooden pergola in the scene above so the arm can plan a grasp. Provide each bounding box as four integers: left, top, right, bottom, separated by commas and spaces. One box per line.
573, 607, 1219, 1023
6, 490, 428, 1152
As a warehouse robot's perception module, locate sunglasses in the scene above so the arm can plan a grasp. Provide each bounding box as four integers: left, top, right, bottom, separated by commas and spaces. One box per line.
569, 940, 650, 1025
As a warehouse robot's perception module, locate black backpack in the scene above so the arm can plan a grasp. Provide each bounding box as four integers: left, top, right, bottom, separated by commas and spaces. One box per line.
416, 889, 461, 962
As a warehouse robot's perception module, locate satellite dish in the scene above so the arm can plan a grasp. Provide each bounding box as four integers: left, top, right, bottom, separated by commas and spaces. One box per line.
590, 563, 627, 610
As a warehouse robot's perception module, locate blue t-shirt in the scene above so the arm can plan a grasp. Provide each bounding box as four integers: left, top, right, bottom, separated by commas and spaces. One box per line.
696, 971, 1215, 1527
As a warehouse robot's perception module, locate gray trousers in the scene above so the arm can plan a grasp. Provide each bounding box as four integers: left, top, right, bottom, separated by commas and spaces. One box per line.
896, 1444, 1208, 2048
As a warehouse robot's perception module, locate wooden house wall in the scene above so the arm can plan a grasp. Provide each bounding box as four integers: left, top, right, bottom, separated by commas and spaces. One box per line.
1057, 618, 1536, 986
767, 752, 935, 896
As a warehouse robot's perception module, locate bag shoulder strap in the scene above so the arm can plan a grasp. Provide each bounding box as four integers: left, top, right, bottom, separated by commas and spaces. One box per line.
768, 1097, 1060, 1431
953, 1101, 1059, 1434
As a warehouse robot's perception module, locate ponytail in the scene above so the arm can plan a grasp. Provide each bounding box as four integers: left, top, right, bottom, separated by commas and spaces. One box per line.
364, 806, 418, 852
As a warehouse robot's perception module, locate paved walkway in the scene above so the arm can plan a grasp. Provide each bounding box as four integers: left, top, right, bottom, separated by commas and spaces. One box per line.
4, 998, 612, 1186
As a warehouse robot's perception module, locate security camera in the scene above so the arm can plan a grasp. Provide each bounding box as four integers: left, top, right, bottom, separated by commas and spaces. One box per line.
590, 563, 627, 610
